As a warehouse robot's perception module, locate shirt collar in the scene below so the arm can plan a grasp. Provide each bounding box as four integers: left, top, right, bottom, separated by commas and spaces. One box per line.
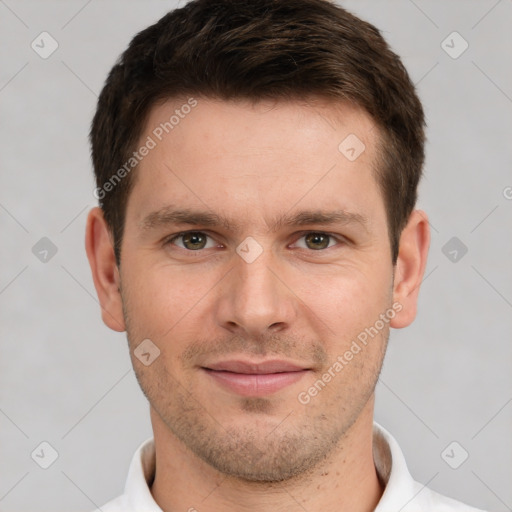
373, 422, 419, 511
124, 435, 161, 512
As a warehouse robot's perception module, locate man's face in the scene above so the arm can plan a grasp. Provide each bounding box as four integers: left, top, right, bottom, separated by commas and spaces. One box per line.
119, 98, 395, 481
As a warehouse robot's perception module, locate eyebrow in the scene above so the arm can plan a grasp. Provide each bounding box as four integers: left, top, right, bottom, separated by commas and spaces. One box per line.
139, 206, 369, 234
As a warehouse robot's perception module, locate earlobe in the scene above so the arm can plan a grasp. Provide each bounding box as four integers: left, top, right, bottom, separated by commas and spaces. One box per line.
390, 210, 430, 329
85, 207, 126, 332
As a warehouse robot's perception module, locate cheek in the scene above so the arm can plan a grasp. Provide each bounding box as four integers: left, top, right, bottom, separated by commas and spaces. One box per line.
122, 262, 220, 341
292, 265, 392, 338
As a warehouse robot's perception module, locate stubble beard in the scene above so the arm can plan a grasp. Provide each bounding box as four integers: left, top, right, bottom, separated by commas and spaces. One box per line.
122, 290, 388, 484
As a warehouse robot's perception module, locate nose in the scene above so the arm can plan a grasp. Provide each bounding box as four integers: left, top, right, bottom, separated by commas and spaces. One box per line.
214, 245, 297, 338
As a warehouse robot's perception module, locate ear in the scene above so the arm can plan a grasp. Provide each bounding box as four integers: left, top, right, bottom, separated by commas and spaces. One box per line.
85, 207, 126, 332
390, 209, 430, 329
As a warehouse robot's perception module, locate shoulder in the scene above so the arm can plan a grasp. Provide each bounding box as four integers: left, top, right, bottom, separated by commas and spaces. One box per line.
412, 481, 488, 512
373, 423, 487, 512
90, 494, 130, 512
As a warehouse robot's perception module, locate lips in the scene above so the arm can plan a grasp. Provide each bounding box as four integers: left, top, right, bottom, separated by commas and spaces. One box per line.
202, 359, 310, 397
205, 360, 306, 374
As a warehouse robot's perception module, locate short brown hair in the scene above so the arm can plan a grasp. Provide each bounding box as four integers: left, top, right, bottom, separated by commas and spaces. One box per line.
90, 0, 425, 265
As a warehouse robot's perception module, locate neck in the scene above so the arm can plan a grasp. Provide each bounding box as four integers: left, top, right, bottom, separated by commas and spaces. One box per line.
150, 399, 383, 512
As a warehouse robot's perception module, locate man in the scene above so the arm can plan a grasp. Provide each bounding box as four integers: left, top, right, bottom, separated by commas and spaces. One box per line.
85, 0, 485, 510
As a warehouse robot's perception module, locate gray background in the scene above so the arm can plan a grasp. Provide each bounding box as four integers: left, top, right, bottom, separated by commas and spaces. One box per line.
0, 1, 511, 511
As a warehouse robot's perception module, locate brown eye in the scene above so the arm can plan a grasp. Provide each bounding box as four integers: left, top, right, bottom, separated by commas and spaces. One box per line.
304, 233, 331, 250
182, 232, 207, 250
173, 231, 212, 250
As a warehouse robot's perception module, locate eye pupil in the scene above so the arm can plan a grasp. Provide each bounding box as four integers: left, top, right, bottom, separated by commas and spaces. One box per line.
305, 233, 330, 250
183, 232, 207, 250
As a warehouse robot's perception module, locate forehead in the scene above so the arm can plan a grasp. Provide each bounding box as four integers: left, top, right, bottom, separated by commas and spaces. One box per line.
125, 97, 384, 230
142, 96, 378, 158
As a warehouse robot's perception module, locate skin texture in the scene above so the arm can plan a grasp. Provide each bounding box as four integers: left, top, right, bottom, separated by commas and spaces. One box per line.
86, 97, 430, 512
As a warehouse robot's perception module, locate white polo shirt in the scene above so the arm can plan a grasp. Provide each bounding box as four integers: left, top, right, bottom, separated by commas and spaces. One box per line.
94, 423, 486, 511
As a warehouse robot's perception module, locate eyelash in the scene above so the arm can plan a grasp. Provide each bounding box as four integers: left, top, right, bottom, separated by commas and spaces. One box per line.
164, 230, 345, 252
